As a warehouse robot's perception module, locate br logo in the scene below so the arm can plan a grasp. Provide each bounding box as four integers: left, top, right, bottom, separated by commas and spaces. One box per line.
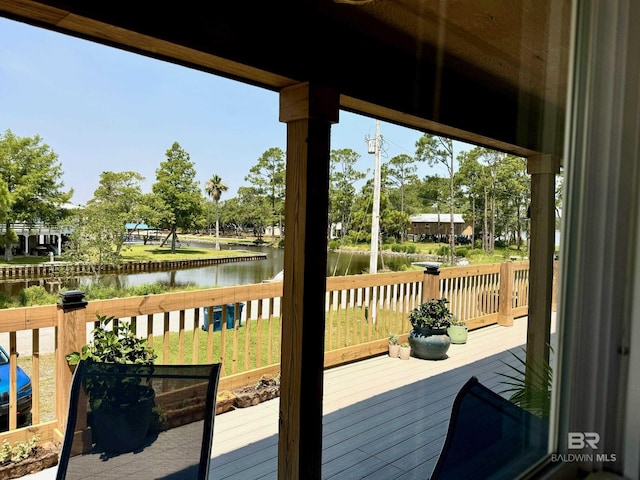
568, 432, 600, 450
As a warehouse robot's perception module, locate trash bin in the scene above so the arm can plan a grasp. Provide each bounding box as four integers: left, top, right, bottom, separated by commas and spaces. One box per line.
202, 303, 244, 331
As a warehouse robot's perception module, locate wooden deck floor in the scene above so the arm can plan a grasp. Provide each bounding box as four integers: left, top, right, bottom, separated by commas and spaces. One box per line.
22, 315, 539, 480
211, 316, 535, 480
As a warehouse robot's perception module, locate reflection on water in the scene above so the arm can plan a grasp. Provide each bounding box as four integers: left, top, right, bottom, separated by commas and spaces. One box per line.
1, 244, 419, 296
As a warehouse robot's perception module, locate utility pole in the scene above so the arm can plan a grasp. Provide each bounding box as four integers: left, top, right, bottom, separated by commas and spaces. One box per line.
368, 120, 382, 275
366, 120, 382, 323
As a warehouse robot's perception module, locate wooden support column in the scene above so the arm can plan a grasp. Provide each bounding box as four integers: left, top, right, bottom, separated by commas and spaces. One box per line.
278, 82, 339, 480
526, 154, 560, 378
498, 260, 515, 326
55, 290, 88, 434
421, 262, 441, 302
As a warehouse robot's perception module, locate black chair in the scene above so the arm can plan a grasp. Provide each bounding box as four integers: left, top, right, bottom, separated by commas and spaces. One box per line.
430, 376, 549, 480
56, 361, 222, 480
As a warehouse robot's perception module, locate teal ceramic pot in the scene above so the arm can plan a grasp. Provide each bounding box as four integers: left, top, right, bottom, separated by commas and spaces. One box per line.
409, 327, 451, 360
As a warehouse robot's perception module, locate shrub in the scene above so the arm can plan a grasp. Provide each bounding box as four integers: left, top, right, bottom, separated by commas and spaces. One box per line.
129, 283, 166, 296
83, 284, 120, 300
18, 286, 58, 306
0, 434, 39, 465
405, 244, 417, 254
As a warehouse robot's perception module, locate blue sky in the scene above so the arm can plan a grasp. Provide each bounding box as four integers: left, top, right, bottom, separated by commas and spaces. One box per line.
0, 17, 470, 206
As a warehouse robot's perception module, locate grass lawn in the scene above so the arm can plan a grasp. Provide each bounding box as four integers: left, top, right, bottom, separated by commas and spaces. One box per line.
120, 244, 263, 261
0, 243, 262, 266
17, 306, 398, 424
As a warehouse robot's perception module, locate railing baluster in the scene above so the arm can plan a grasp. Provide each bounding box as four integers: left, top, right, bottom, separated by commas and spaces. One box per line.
193, 308, 200, 364
257, 300, 264, 367
178, 309, 186, 364
32, 329, 40, 425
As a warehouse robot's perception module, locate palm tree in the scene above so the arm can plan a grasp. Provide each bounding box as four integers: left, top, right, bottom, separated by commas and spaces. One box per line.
205, 174, 228, 250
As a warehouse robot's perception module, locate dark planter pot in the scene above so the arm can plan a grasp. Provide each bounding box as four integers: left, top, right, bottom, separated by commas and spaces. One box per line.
90, 386, 156, 453
409, 327, 451, 360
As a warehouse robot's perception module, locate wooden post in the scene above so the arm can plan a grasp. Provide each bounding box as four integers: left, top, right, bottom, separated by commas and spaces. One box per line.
498, 261, 514, 326
526, 155, 560, 380
552, 259, 559, 312
278, 82, 339, 480
421, 263, 441, 303
55, 290, 88, 434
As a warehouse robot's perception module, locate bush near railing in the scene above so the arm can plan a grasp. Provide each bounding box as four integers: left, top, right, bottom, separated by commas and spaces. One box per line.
0, 260, 537, 444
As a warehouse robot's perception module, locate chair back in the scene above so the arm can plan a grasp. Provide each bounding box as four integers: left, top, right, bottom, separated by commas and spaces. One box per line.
430, 376, 548, 479
56, 361, 221, 480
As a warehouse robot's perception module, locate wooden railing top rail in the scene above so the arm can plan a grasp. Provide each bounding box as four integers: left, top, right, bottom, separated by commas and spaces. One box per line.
0, 304, 57, 333
438, 263, 501, 279
0, 262, 532, 334
327, 271, 423, 289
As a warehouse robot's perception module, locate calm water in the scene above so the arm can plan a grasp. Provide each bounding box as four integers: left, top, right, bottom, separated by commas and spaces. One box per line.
1, 244, 420, 296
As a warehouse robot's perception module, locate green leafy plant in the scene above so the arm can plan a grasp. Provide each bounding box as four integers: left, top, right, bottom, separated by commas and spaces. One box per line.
0, 434, 39, 465
388, 333, 399, 345
66, 314, 156, 411
66, 314, 156, 366
409, 298, 453, 330
497, 346, 553, 418
448, 315, 466, 327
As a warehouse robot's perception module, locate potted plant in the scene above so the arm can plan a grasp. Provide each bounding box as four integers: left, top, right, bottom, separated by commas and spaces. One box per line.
399, 342, 411, 360
388, 333, 400, 357
66, 314, 157, 453
408, 298, 453, 360
447, 316, 468, 344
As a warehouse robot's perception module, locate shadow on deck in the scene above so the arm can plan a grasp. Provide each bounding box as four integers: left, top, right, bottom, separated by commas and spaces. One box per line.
211, 316, 546, 479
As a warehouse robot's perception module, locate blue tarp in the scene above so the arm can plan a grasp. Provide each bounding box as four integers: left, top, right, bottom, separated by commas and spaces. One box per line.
125, 223, 155, 230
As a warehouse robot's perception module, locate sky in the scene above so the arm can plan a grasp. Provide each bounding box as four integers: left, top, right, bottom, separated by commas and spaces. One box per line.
0, 17, 472, 207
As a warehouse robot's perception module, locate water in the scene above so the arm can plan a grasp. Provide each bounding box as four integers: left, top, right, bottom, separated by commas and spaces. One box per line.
0, 244, 420, 296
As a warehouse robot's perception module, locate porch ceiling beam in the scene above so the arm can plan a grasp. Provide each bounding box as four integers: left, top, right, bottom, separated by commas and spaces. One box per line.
279, 82, 339, 480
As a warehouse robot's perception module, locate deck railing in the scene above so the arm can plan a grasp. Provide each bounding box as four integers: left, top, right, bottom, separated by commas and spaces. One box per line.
0, 260, 541, 446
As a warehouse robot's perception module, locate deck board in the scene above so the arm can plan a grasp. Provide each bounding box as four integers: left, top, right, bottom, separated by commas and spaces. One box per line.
209, 316, 536, 479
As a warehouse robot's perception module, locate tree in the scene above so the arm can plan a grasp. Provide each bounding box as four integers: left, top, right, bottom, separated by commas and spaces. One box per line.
415, 135, 456, 264
244, 147, 286, 240
329, 148, 365, 239
152, 142, 204, 252
204, 174, 228, 250
0, 178, 16, 256
0, 130, 73, 260
415, 175, 449, 241
456, 147, 530, 252
382, 153, 418, 240
456, 150, 485, 247
62, 171, 145, 273
236, 186, 271, 239
92, 171, 145, 254
382, 154, 418, 214
495, 155, 529, 250
63, 203, 123, 275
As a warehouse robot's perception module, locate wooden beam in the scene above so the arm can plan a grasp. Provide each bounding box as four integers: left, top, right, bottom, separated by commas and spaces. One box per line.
526, 154, 560, 382
278, 82, 339, 480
